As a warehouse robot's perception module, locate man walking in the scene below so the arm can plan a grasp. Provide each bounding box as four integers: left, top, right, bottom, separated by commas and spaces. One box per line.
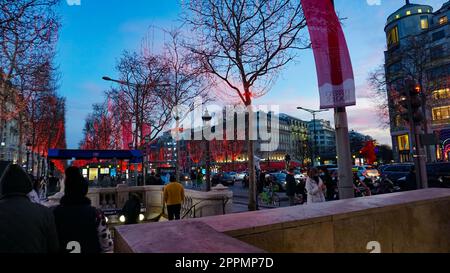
163, 175, 185, 220
286, 168, 297, 206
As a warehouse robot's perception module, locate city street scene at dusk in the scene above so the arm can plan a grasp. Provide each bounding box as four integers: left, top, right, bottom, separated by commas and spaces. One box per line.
1, 0, 450, 266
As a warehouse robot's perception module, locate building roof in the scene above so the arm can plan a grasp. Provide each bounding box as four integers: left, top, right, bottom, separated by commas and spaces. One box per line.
386, 1, 433, 28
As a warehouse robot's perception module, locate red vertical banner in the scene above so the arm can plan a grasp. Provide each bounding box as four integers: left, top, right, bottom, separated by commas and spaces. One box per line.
301, 0, 356, 109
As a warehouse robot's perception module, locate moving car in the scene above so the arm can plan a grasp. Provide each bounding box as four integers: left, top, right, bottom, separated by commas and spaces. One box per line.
211, 172, 235, 186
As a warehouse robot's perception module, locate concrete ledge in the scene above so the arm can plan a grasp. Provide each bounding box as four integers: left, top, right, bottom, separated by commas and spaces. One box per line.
114, 221, 265, 253
114, 189, 450, 253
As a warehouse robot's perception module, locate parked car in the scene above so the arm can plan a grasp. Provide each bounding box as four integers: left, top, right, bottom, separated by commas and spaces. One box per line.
379, 163, 414, 187
212, 172, 235, 186
227, 172, 238, 181
236, 172, 247, 181
356, 165, 380, 180
426, 162, 450, 188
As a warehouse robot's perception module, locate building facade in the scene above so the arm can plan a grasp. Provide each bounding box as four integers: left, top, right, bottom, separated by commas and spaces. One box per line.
307, 119, 336, 163
0, 71, 24, 164
385, 1, 450, 162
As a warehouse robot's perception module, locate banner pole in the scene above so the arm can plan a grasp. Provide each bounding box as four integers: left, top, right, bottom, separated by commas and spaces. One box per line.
331, 0, 354, 199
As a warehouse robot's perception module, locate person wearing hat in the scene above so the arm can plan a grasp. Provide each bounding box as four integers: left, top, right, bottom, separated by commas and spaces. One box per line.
0, 164, 59, 253
53, 166, 113, 253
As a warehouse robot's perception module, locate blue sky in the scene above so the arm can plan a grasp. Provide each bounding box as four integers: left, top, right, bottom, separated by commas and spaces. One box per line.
56, 0, 448, 148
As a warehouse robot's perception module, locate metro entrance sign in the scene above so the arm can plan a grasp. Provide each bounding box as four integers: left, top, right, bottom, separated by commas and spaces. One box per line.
301, 0, 356, 109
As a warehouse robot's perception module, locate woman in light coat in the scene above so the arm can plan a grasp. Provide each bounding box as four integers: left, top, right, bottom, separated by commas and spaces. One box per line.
305, 168, 326, 204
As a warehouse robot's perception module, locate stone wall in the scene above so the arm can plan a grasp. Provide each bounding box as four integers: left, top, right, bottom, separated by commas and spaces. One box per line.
47, 184, 233, 222
114, 189, 450, 253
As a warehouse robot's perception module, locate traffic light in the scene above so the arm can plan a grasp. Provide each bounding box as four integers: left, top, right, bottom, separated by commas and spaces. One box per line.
398, 79, 423, 124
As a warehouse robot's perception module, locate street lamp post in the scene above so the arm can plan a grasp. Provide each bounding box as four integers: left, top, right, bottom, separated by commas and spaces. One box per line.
26, 140, 32, 174
202, 109, 212, 191
297, 107, 328, 166
103, 76, 171, 186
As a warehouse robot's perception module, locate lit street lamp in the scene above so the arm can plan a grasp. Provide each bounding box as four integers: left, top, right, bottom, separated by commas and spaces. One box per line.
202, 109, 212, 192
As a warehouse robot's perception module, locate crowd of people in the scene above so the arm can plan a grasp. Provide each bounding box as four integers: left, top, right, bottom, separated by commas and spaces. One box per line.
0, 164, 113, 253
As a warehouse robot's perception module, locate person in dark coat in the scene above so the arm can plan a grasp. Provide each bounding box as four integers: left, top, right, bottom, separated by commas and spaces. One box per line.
53, 167, 113, 253
145, 172, 157, 185
321, 168, 334, 201
0, 164, 59, 253
121, 193, 142, 225
285, 168, 297, 206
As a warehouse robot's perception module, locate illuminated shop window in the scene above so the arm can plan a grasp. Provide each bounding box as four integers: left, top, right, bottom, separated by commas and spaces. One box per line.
397, 135, 410, 151
432, 88, 450, 100
439, 16, 448, 25
387, 26, 399, 47
432, 106, 450, 121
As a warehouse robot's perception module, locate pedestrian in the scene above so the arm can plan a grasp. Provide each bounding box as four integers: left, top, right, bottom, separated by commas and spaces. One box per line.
305, 167, 326, 204
53, 167, 113, 253
121, 193, 142, 225
163, 175, 185, 220
286, 168, 297, 206
196, 171, 203, 189
28, 176, 42, 204
0, 164, 59, 253
155, 173, 164, 185
146, 171, 157, 185
321, 168, 334, 201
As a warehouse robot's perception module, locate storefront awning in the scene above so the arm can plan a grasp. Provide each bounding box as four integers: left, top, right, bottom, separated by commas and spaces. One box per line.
47, 149, 143, 162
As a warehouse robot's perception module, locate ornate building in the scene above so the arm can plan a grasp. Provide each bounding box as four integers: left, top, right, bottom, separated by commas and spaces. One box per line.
385, 1, 450, 162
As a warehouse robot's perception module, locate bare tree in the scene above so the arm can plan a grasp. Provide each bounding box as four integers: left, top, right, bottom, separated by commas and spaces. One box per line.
107, 51, 173, 149
183, 0, 309, 210
160, 28, 211, 181
368, 35, 438, 161
0, 0, 60, 165
80, 101, 122, 150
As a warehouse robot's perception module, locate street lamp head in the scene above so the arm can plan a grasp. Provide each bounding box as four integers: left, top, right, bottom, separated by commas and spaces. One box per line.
102, 76, 112, 81
0, 141, 5, 147
202, 109, 212, 122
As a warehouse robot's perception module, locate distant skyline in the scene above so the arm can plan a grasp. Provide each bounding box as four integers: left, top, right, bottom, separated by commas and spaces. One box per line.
56, 0, 449, 148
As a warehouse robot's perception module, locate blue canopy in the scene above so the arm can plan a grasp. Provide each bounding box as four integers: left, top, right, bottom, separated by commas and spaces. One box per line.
47, 149, 143, 163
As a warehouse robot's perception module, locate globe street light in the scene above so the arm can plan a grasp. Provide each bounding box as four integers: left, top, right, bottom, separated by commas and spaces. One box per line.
202, 109, 212, 191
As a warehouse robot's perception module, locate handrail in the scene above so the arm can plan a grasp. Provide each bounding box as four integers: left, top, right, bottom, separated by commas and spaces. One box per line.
181, 196, 230, 219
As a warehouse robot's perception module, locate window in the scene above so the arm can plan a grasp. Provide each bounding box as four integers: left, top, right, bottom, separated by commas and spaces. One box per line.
387, 26, 399, 47
432, 106, 450, 121
439, 16, 448, 25
396, 14, 401, 19
406, 10, 411, 16
397, 135, 410, 151
418, 9, 422, 13
395, 115, 403, 127
432, 88, 450, 100
420, 16, 429, 29
432, 30, 445, 41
